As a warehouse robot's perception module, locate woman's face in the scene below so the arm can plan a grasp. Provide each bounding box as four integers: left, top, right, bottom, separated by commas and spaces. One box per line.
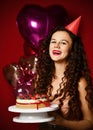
49, 31, 72, 62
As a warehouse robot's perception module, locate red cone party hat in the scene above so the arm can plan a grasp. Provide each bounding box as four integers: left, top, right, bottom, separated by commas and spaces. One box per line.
65, 16, 81, 35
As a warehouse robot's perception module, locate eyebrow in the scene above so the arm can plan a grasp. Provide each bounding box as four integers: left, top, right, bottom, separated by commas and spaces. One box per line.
50, 39, 55, 40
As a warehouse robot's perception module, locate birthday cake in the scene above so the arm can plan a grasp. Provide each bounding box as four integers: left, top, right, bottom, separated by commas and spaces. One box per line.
16, 93, 50, 109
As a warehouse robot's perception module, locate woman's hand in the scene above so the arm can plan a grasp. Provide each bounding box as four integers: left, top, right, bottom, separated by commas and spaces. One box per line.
51, 95, 62, 105
48, 111, 65, 126
49, 94, 70, 126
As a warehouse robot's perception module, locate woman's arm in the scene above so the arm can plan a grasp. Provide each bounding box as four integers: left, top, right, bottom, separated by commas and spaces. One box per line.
50, 113, 93, 130
50, 78, 93, 130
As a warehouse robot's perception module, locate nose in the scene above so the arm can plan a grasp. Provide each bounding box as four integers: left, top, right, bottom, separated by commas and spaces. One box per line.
54, 42, 60, 48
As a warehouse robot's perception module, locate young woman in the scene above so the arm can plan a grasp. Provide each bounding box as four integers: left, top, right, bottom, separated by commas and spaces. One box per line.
35, 16, 93, 130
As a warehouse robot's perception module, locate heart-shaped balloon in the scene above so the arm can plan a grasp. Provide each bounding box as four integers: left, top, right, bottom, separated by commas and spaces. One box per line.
16, 4, 69, 53
16, 4, 48, 52
3, 55, 38, 97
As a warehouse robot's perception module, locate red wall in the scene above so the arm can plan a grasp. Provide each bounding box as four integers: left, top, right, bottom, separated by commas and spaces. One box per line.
0, 0, 93, 129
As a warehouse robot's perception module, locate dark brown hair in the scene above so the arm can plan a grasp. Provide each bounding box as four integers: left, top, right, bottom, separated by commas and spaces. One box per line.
35, 26, 93, 120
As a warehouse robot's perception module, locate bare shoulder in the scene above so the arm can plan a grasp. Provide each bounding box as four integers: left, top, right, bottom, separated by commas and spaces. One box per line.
78, 77, 87, 92
78, 77, 89, 104
78, 77, 88, 107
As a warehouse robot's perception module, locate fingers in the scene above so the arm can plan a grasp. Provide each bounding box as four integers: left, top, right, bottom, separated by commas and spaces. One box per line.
51, 95, 62, 105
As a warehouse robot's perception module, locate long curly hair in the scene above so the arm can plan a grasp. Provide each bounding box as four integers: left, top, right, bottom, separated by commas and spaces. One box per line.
35, 26, 93, 120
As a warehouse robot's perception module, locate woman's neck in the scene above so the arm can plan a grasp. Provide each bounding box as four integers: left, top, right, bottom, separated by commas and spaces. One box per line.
54, 61, 67, 78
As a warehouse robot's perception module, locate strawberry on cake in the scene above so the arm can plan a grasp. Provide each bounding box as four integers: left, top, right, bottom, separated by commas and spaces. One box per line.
16, 94, 50, 109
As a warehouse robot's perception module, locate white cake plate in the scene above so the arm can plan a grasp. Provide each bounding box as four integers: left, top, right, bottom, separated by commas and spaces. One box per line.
8, 104, 59, 123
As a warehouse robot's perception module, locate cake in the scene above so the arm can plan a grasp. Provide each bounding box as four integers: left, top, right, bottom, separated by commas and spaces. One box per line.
16, 93, 50, 109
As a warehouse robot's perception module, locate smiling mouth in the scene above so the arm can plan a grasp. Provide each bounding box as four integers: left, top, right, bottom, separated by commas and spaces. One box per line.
52, 50, 61, 55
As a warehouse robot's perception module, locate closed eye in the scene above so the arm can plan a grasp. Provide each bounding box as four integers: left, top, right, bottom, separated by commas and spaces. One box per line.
60, 41, 67, 45
50, 40, 56, 44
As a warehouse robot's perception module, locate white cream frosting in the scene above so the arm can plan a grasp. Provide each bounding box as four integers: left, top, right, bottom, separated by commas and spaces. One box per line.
16, 99, 40, 104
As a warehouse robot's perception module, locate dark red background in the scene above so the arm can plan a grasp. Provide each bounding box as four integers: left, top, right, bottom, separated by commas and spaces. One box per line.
0, 0, 93, 129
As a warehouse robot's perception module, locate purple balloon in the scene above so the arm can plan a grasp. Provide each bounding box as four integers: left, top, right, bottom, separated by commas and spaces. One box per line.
16, 4, 48, 52
16, 4, 69, 54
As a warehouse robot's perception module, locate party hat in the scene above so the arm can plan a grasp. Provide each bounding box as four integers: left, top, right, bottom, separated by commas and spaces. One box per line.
65, 16, 81, 35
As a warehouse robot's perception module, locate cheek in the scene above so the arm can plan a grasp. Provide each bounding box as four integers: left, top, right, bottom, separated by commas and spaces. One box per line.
63, 46, 71, 54
62, 48, 71, 58
49, 43, 52, 49
49, 44, 52, 53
